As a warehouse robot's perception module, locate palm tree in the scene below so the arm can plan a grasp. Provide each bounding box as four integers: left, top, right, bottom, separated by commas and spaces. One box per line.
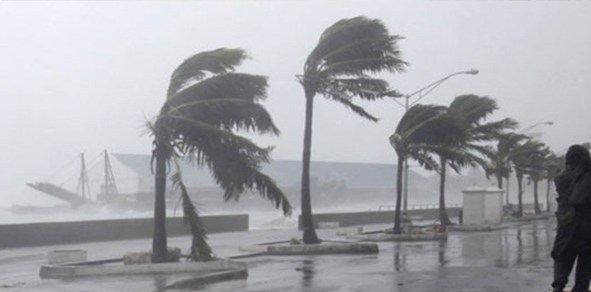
150, 48, 292, 262
526, 146, 550, 214
511, 139, 547, 217
435, 95, 517, 225
390, 104, 466, 234
486, 132, 528, 194
298, 16, 406, 243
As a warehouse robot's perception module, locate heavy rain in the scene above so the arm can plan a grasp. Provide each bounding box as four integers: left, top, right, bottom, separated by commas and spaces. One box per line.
1, 1, 591, 291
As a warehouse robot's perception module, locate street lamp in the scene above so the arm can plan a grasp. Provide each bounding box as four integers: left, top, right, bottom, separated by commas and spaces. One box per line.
395, 69, 479, 211
520, 121, 554, 134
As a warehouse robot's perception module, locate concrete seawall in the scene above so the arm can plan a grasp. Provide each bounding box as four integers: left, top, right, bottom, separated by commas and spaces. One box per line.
298, 208, 462, 229
0, 214, 248, 249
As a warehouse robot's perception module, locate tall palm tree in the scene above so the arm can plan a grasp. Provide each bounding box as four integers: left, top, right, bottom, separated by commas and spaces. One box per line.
486, 132, 528, 194
150, 48, 292, 262
435, 95, 517, 225
526, 146, 550, 214
390, 104, 465, 234
298, 16, 406, 243
511, 139, 546, 217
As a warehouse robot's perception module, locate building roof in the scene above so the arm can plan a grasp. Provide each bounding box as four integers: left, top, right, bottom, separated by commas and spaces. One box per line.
112, 153, 427, 189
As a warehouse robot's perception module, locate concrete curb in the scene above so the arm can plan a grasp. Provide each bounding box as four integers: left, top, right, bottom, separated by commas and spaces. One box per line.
39, 259, 246, 279
166, 269, 248, 289
448, 224, 510, 232
348, 232, 447, 242
239, 240, 379, 255
503, 213, 553, 222
448, 224, 493, 232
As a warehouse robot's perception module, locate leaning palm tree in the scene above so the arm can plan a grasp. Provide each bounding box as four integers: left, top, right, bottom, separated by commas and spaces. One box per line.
150, 48, 292, 262
486, 132, 528, 193
390, 104, 466, 234
298, 16, 406, 243
434, 95, 517, 225
526, 146, 551, 214
526, 148, 550, 214
511, 139, 547, 217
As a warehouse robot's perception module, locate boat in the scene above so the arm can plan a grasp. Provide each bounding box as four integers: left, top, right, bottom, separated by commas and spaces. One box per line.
26, 150, 153, 212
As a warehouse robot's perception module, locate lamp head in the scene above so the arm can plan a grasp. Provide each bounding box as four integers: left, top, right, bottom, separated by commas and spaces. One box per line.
467, 69, 479, 75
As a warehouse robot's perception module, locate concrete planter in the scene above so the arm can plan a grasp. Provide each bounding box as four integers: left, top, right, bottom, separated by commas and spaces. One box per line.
448, 224, 493, 232
348, 232, 447, 242
239, 240, 379, 255
39, 259, 246, 279
47, 249, 87, 265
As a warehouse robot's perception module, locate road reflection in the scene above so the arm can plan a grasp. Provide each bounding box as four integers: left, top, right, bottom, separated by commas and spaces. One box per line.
393, 242, 409, 271
299, 258, 316, 289
388, 220, 555, 272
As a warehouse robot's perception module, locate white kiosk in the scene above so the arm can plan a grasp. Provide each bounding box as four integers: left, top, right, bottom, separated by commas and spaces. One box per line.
461, 186, 504, 226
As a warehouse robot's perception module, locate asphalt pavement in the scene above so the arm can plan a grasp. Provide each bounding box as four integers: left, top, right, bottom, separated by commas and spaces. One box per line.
0, 219, 557, 291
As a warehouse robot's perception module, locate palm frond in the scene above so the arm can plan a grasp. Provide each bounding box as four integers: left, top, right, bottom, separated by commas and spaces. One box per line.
406, 148, 439, 172
448, 94, 497, 125
307, 16, 406, 76
168, 73, 269, 108
325, 77, 390, 101
320, 55, 407, 77
198, 142, 292, 215
163, 98, 279, 135
322, 89, 379, 121
469, 118, 518, 141
167, 48, 248, 98
395, 104, 467, 150
170, 158, 214, 262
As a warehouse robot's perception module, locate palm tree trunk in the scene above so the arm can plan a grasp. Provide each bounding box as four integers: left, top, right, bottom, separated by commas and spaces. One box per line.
152, 152, 169, 263
516, 174, 523, 217
495, 170, 504, 189
393, 155, 404, 234
438, 156, 452, 225
546, 178, 551, 213
300, 93, 319, 244
533, 180, 541, 214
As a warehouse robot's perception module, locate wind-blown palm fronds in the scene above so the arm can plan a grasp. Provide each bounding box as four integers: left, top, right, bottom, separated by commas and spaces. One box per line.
150, 48, 291, 263
512, 139, 547, 216
298, 16, 407, 243
390, 104, 466, 234
433, 95, 516, 225
171, 158, 213, 261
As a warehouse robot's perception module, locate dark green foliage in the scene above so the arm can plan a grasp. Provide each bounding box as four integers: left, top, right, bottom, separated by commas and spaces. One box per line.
299, 16, 407, 243
151, 48, 292, 262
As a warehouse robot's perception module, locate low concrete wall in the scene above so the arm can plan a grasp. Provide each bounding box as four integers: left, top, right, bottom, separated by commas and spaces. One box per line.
298, 208, 461, 229
0, 214, 248, 249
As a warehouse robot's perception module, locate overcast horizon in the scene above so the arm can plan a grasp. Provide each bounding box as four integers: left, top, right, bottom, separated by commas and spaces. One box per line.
1, 0, 590, 206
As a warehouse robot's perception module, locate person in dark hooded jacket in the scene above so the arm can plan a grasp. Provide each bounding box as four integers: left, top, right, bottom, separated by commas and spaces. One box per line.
551, 144, 591, 292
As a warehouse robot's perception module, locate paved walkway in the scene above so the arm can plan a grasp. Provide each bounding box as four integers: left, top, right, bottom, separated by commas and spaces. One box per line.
0, 219, 557, 291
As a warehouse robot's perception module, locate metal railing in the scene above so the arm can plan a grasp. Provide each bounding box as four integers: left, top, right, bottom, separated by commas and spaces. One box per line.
377, 203, 462, 211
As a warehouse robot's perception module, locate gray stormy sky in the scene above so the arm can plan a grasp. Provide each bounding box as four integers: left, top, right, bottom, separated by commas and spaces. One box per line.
1, 0, 590, 206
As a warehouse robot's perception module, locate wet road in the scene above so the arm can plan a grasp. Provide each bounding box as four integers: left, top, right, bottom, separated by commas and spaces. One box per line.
0, 219, 556, 291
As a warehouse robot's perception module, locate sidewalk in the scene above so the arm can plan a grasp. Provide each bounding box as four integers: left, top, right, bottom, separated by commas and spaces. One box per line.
0, 219, 556, 291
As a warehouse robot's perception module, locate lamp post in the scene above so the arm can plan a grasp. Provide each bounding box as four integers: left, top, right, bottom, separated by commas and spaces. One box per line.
520, 121, 554, 134
394, 69, 479, 211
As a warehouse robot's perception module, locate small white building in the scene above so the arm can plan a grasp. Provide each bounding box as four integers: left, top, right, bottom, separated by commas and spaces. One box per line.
462, 187, 504, 226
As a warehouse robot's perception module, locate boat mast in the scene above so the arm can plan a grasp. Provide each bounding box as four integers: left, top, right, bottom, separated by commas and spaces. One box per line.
76, 153, 91, 199
103, 150, 119, 196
